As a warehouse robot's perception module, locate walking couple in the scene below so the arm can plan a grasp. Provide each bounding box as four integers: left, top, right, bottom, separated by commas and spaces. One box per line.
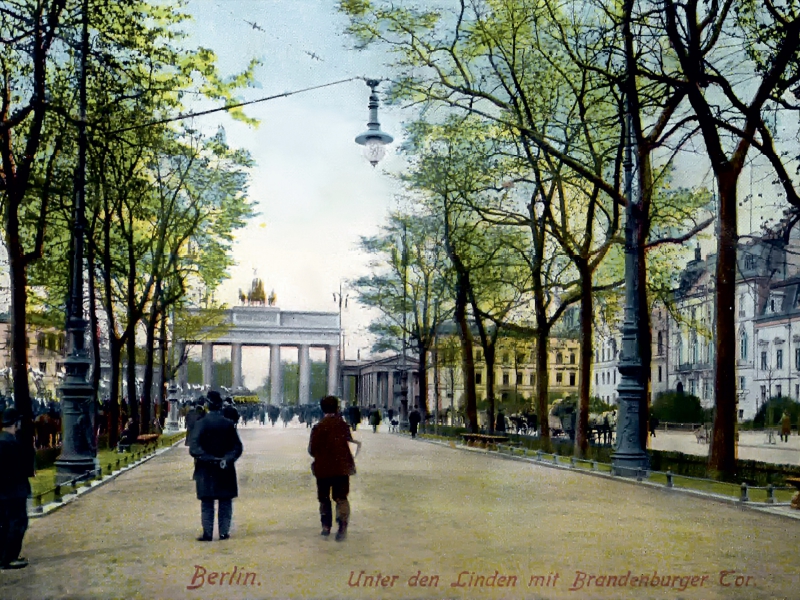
190, 393, 361, 543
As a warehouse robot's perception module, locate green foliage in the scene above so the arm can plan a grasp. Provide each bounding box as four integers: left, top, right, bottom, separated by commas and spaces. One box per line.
752, 397, 800, 429
651, 391, 709, 424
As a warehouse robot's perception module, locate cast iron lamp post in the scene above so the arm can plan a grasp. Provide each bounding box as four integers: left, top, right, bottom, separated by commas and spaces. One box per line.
610, 102, 649, 476
355, 79, 394, 167
55, 0, 98, 484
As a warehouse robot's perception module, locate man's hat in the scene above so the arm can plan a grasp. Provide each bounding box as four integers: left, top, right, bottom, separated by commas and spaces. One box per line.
2, 408, 21, 427
206, 390, 223, 409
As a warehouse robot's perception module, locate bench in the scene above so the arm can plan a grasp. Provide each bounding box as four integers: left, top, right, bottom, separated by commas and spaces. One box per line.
461, 433, 510, 449
136, 434, 160, 444
786, 477, 800, 510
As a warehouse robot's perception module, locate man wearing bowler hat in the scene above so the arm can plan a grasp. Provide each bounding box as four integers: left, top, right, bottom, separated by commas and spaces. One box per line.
0, 408, 30, 569
190, 390, 243, 541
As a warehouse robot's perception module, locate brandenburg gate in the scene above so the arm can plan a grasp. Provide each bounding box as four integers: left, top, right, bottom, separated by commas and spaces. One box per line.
175, 306, 340, 405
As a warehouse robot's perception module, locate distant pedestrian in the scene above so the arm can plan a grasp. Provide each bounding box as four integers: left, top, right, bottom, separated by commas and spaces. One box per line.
780, 410, 792, 442
223, 398, 240, 427
190, 391, 243, 542
308, 396, 361, 541
387, 408, 394, 421
184, 399, 205, 447
0, 409, 31, 569
409, 406, 422, 438
369, 405, 381, 433
349, 405, 361, 431
649, 415, 660, 438
495, 409, 506, 433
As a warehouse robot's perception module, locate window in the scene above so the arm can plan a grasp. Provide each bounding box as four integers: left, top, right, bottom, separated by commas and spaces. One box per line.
529, 373, 535, 387
777, 349, 784, 370
657, 331, 663, 356
739, 409, 744, 419
795, 347, 800, 371
556, 372, 563, 384
761, 385, 767, 401
776, 385, 782, 398
475, 371, 482, 385
703, 380, 711, 399
796, 384, 799, 400
39, 362, 47, 374
739, 376, 746, 390
556, 352, 563, 364
690, 333, 698, 363
502, 352, 510, 364
740, 330, 748, 361
516, 353, 525, 365
475, 350, 483, 361
658, 366, 663, 383
745, 254, 755, 270
516, 371, 523, 384
595, 373, 599, 385
739, 294, 746, 317
502, 371, 510, 385
613, 371, 617, 384
569, 353, 575, 365
689, 379, 696, 395
761, 351, 768, 370
569, 372, 576, 386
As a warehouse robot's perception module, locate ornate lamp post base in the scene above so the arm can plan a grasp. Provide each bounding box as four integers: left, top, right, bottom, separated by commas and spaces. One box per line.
55, 352, 98, 485
164, 383, 181, 433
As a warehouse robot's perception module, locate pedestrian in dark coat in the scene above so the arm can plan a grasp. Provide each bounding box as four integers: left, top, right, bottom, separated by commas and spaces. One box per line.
495, 409, 506, 433
309, 396, 361, 541
223, 398, 240, 427
369, 405, 381, 433
0, 409, 31, 569
409, 406, 422, 438
184, 400, 205, 446
189, 391, 243, 541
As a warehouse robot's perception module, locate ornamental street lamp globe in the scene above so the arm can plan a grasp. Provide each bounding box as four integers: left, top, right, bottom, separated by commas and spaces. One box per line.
355, 79, 393, 167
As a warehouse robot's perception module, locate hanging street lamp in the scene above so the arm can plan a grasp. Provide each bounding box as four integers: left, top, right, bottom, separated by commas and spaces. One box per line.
355, 79, 394, 167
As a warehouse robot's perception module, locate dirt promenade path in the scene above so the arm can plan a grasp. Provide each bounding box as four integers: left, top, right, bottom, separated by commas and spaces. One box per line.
1, 423, 798, 600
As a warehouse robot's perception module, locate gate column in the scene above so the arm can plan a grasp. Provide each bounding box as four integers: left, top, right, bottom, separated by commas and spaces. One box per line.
202, 342, 213, 389
231, 343, 243, 390
270, 345, 282, 405
299, 345, 311, 405
326, 345, 339, 396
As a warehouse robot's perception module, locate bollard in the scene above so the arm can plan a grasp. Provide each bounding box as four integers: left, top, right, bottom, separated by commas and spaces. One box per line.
33, 494, 43, 514
592, 460, 598, 472
766, 484, 775, 504
523, 448, 529, 457
71, 478, 78, 494
552, 453, 558, 465
636, 468, 643, 482
666, 470, 674, 488
536, 450, 543, 461
53, 484, 62, 503
570, 456, 576, 469
107, 463, 112, 475
740, 482, 749, 502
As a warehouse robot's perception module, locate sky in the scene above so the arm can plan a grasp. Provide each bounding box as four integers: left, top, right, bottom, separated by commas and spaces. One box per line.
179, 0, 406, 386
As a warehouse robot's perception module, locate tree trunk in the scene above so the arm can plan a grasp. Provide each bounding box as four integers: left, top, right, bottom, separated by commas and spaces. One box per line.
485, 345, 496, 434
455, 280, 478, 433
108, 340, 121, 447
140, 309, 158, 435
535, 328, 551, 446
417, 344, 429, 416
125, 328, 139, 437
709, 173, 738, 478
9, 253, 34, 475
159, 310, 168, 423
576, 262, 593, 457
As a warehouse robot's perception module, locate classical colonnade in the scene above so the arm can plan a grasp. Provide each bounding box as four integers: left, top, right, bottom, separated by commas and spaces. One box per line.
175, 307, 341, 405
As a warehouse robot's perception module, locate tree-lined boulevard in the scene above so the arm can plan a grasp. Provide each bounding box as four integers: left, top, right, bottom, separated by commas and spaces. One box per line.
1, 426, 797, 600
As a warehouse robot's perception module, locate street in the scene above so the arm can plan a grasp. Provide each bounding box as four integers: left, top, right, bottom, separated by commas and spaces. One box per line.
1, 423, 798, 600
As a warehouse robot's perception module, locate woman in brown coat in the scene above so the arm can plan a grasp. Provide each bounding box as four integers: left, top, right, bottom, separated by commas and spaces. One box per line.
780, 410, 792, 442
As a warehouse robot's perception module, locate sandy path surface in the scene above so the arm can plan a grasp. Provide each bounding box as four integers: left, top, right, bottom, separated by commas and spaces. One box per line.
1, 423, 798, 600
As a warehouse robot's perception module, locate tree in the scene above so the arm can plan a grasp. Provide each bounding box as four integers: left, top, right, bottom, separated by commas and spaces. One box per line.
354, 210, 451, 417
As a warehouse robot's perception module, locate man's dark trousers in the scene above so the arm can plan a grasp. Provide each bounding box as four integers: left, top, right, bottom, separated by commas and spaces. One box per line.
316, 476, 350, 529
0, 498, 28, 565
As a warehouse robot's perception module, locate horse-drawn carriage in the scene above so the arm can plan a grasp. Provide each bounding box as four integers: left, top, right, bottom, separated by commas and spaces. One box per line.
549, 398, 577, 440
